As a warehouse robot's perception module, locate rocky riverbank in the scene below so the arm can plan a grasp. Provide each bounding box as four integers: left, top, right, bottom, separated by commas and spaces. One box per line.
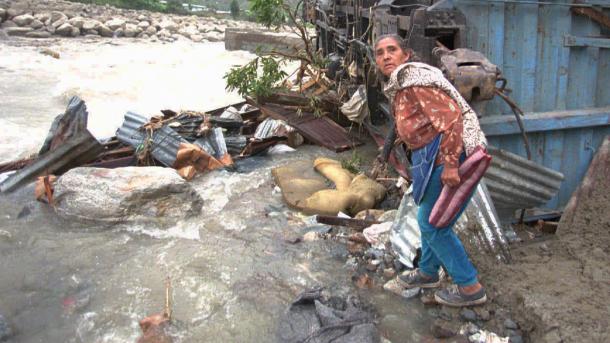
0, 0, 260, 42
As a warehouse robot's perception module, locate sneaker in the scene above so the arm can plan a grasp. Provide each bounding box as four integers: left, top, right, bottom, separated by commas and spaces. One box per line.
399, 269, 441, 289
434, 284, 487, 307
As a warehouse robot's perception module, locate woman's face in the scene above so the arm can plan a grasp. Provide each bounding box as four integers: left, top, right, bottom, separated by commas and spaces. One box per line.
375, 37, 410, 77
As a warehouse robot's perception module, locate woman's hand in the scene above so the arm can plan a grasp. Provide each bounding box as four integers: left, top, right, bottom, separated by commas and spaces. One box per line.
441, 167, 460, 187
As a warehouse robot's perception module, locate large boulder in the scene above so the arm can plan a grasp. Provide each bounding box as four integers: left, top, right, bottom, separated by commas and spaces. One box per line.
5, 26, 33, 36
68, 16, 85, 29
54, 167, 203, 224
98, 24, 113, 37
55, 22, 75, 36
29, 19, 43, 30
12, 13, 33, 26
49, 11, 67, 24
137, 20, 150, 29
105, 18, 125, 31
159, 19, 178, 32
26, 30, 52, 38
82, 19, 101, 31
51, 16, 67, 29
1, 20, 17, 29
123, 23, 140, 37
0, 8, 6, 22
145, 25, 157, 36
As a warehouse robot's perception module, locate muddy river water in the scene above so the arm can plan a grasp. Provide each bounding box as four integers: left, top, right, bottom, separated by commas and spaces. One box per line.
0, 38, 431, 342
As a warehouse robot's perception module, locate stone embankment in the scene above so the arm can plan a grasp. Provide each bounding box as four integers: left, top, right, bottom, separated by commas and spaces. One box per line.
0, 0, 260, 42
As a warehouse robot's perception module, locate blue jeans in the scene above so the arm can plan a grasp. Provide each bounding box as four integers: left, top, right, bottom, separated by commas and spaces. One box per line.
417, 164, 478, 286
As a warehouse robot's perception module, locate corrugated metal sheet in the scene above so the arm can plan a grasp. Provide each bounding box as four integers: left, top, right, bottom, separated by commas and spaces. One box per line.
0, 131, 103, 193
116, 111, 187, 168
455, 0, 610, 209
259, 103, 362, 152
484, 146, 564, 211
391, 182, 511, 267
193, 128, 229, 160
116, 111, 148, 148
150, 126, 187, 167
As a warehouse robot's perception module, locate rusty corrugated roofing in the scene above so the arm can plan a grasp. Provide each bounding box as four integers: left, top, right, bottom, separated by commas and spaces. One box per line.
258, 103, 362, 152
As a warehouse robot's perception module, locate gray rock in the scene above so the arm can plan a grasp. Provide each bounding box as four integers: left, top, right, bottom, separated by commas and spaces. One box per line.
98, 24, 112, 37
5, 26, 33, 36
105, 18, 125, 31
474, 308, 491, 321
0, 9, 6, 22
431, 319, 456, 339
29, 19, 43, 30
137, 14, 148, 21
159, 19, 178, 32
50, 11, 68, 25
145, 25, 157, 35
510, 335, 524, 343
54, 167, 203, 224
1, 20, 17, 29
13, 14, 34, 26
83, 29, 98, 35
0, 314, 12, 341
44, 24, 55, 34
26, 30, 52, 38
70, 26, 80, 37
52, 17, 67, 29
114, 27, 124, 38
68, 16, 85, 29
55, 22, 74, 36
82, 19, 101, 31
137, 20, 150, 29
504, 318, 519, 330
6, 9, 18, 20
123, 23, 139, 37
34, 12, 50, 23
138, 32, 149, 39
460, 308, 477, 322
157, 28, 171, 39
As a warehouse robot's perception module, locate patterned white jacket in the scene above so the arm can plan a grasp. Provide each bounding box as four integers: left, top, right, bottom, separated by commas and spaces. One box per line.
383, 62, 487, 155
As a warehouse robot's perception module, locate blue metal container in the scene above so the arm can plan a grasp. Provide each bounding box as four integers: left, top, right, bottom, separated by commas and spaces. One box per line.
454, 0, 610, 209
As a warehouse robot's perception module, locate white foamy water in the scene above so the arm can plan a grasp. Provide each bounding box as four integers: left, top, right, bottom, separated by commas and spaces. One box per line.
0, 39, 254, 163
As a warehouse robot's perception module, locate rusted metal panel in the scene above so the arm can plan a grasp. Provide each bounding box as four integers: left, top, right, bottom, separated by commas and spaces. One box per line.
39, 96, 88, 155
258, 103, 362, 152
0, 131, 103, 193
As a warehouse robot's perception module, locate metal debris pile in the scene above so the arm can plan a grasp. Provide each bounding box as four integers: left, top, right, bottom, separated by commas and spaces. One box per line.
0, 93, 362, 196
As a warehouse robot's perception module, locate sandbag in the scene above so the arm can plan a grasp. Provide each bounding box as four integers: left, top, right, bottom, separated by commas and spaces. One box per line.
302, 189, 359, 216
313, 158, 353, 191
348, 175, 387, 214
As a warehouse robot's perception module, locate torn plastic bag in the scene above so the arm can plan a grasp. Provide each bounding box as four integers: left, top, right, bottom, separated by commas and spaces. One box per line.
340, 85, 369, 124
277, 287, 380, 343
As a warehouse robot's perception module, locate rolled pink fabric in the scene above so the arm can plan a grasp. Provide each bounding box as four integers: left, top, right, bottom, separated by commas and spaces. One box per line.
429, 146, 492, 228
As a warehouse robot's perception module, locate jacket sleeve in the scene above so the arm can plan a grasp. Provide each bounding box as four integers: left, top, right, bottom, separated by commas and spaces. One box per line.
413, 87, 463, 170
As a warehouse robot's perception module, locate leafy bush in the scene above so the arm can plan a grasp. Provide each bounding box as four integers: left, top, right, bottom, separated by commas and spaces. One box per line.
225, 57, 287, 99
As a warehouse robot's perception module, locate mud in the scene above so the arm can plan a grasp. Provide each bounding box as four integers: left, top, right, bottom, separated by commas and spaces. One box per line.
468, 139, 610, 342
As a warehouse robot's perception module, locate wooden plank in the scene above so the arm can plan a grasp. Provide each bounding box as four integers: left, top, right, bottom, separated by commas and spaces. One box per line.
596, 10, 610, 107
502, 3, 520, 116
556, 0, 572, 111
517, 3, 539, 113
535, 3, 571, 112
480, 107, 610, 136
566, 13, 600, 109
486, 1, 508, 116
542, 130, 565, 209
564, 35, 610, 48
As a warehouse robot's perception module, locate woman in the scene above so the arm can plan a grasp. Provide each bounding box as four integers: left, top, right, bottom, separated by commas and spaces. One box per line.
375, 34, 487, 307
